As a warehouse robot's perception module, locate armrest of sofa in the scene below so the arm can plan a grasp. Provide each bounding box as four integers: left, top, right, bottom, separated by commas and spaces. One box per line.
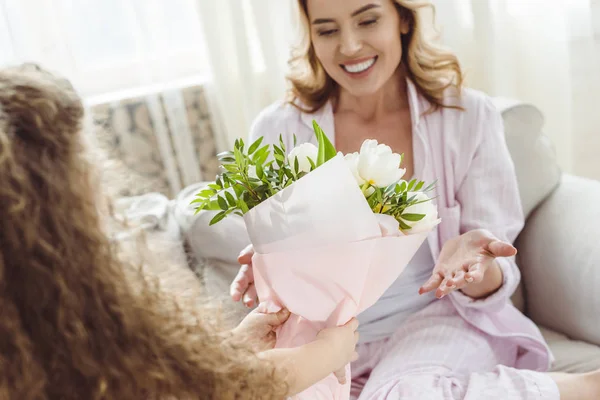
516, 174, 600, 346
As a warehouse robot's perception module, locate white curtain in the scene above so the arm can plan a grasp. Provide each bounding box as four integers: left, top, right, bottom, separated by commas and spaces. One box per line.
194, 0, 297, 150
431, 0, 596, 174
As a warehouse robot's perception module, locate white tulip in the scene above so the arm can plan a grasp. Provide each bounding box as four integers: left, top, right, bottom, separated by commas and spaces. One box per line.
356, 140, 406, 188
401, 192, 441, 233
288, 143, 318, 174
344, 152, 365, 185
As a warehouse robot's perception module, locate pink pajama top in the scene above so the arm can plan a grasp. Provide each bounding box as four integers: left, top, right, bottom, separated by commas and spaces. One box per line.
247, 79, 553, 372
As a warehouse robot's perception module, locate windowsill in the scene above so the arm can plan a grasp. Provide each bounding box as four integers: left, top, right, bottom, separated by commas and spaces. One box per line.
83, 73, 211, 107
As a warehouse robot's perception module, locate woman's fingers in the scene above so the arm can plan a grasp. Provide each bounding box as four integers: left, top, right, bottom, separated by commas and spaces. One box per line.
464, 263, 486, 284
486, 240, 517, 258
242, 283, 258, 308
436, 276, 454, 298
419, 272, 444, 294
237, 244, 255, 264
449, 270, 468, 289
230, 263, 255, 302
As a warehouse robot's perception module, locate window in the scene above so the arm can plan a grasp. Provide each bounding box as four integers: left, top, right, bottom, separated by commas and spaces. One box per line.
0, 0, 210, 97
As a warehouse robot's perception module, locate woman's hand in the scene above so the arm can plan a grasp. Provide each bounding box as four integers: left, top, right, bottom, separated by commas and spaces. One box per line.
230, 307, 290, 352
419, 229, 517, 300
230, 244, 258, 308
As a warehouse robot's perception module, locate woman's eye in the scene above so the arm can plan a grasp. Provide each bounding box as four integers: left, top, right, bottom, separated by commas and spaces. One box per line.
318, 29, 338, 37
360, 19, 378, 27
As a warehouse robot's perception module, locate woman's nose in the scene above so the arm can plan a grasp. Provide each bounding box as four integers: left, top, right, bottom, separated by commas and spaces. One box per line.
339, 29, 362, 57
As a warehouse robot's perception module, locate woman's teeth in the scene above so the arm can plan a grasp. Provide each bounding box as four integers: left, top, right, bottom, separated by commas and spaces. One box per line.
342, 57, 376, 74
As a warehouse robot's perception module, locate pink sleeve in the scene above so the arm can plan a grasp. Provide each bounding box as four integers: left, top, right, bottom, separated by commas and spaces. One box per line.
449, 99, 525, 312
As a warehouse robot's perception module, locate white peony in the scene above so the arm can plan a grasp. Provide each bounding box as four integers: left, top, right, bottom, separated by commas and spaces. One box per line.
288, 143, 318, 174
353, 140, 405, 188
401, 192, 441, 233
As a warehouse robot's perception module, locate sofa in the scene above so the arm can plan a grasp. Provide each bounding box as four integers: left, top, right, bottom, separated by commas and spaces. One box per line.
115, 98, 600, 373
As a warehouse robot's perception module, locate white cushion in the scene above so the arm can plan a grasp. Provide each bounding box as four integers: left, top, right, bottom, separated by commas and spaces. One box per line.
173, 182, 251, 265
518, 174, 600, 347
493, 98, 562, 218
542, 326, 600, 373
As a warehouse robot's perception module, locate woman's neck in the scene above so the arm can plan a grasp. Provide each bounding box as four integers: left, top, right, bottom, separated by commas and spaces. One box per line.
335, 66, 408, 122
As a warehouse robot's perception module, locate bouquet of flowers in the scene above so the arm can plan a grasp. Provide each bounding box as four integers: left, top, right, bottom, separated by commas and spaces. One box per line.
193, 121, 440, 400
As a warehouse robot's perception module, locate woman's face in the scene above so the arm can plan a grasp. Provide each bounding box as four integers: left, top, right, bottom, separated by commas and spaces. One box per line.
306, 0, 407, 97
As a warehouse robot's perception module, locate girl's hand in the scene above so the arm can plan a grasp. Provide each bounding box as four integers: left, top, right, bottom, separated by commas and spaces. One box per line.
230, 244, 258, 308
316, 318, 360, 384
231, 307, 290, 352
419, 229, 517, 299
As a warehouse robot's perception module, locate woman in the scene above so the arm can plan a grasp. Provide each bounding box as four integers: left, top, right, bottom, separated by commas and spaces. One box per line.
230, 0, 600, 399
0, 63, 359, 399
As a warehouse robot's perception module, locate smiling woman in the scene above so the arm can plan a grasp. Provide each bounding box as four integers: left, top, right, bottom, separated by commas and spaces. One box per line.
229, 1, 600, 399
287, 0, 463, 113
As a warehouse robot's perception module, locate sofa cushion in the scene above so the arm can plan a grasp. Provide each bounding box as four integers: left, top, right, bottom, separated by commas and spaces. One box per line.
173, 182, 251, 265
492, 98, 562, 219
541, 326, 600, 373
517, 174, 600, 347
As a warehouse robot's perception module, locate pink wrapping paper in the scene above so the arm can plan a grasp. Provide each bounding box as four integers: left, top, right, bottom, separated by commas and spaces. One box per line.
243, 155, 436, 399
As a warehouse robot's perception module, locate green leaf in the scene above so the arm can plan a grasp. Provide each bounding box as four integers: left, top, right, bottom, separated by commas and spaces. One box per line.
399, 181, 407, 192
209, 211, 227, 225
222, 164, 239, 173
376, 188, 383, 204
399, 219, 412, 230
294, 156, 299, 175
197, 189, 215, 198
217, 151, 235, 160
222, 174, 233, 188
217, 196, 228, 211
239, 138, 245, 153
256, 163, 264, 180
401, 213, 425, 222
252, 144, 270, 163
407, 178, 417, 192
279, 134, 286, 153
293, 134, 297, 148
274, 153, 285, 163
205, 199, 222, 211
233, 184, 244, 197
238, 197, 250, 213
384, 183, 396, 197
234, 146, 244, 165
313, 120, 337, 166
225, 191, 236, 206
208, 183, 221, 191
248, 137, 264, 154
424, 180, 437, 192
307, 156, 316, 171
415, 181, 424, 191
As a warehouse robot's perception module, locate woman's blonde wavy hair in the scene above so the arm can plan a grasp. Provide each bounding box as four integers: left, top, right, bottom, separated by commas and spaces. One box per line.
287, 0, 464, 113
0, 63, 287, 399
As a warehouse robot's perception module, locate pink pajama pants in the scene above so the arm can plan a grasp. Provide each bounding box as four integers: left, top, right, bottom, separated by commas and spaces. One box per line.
351, 299, 559, 400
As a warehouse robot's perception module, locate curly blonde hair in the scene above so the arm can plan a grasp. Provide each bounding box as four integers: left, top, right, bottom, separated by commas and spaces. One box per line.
0, 64, 287, 400
287, 0, 464, 113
